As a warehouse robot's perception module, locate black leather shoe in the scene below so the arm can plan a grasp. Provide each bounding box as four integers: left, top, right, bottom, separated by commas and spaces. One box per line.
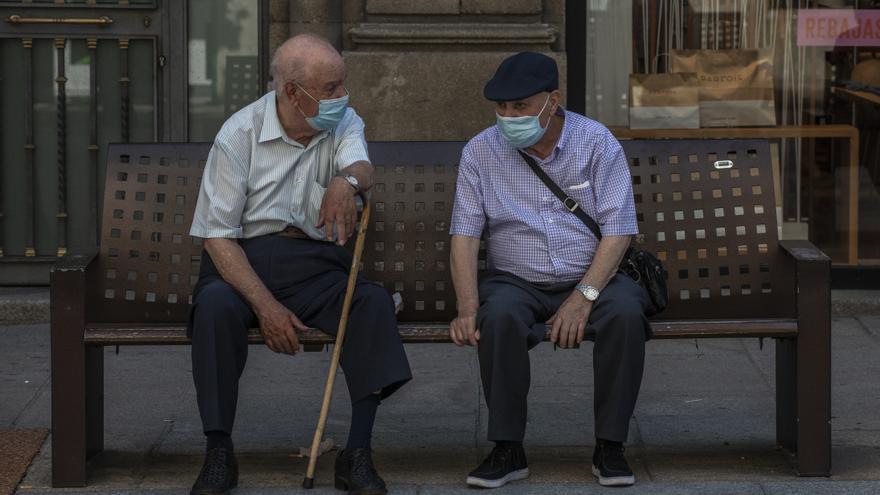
190, 446, 239, 495
592, 439, 635, 486
466, 443, 529, 488
334, 448, 387, 495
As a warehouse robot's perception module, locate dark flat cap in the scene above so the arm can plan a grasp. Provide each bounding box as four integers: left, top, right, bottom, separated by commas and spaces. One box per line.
484, 52, 559, 102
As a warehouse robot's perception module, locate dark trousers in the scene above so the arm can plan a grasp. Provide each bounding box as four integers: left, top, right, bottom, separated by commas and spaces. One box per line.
187, 235, 412, 435
476, 270, 652, 443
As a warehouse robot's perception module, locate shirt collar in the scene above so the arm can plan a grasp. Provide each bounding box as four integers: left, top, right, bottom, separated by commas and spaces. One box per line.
520, 107, 569, 163
258, 92, 284, 143
259, 92, 329, 148
553, 107, 570, 152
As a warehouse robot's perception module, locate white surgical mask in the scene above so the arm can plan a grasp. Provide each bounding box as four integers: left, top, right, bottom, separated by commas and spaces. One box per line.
495, 95, 551, 149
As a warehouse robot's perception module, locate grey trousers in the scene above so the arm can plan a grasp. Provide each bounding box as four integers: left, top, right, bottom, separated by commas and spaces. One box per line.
476, 270, 652, 443
187, 235, 412, 435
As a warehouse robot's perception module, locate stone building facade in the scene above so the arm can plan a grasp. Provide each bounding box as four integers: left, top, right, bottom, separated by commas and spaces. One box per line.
270, 0, 566, 141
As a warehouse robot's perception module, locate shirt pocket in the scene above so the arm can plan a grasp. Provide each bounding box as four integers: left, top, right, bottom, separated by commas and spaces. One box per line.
568, 179, 592, 191
559, 177, 598, 222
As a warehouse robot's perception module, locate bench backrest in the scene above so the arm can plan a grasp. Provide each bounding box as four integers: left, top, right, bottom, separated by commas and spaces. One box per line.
89, 140, 794, 324
91, 144, 210, 323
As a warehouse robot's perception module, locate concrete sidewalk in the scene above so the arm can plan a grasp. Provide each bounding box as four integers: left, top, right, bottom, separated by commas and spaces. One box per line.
2, 314, 879, 494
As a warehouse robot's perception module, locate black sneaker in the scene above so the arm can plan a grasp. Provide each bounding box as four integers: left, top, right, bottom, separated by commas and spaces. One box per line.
466, 443, 529, 488
591, 439, 635, 487
190, 446, 238, 495
334, 448, 387, 495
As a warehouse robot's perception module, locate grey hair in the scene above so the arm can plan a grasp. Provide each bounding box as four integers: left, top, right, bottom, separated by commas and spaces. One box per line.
269, 50, 305, 93
269, 33, 338, 93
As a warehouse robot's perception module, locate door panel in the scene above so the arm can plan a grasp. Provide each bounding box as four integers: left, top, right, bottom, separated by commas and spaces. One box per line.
1, 2, 162, 283
1, 0, 265, 283
0, 39, 26, 258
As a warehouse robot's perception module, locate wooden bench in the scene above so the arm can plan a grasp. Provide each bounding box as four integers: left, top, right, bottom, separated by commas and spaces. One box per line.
50, 140, 831, 487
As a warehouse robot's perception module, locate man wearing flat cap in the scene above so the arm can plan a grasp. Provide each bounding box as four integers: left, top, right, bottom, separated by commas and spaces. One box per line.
449, 52, 652, 488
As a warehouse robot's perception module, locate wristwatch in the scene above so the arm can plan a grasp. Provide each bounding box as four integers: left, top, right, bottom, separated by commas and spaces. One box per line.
575, 284, 600, 302
338, 173, 359, 192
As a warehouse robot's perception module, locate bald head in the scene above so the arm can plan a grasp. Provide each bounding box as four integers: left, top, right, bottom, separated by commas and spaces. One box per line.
270, 33, 343, 93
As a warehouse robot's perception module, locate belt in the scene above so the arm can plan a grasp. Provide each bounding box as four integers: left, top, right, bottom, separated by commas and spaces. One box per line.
276, 226, 312, 240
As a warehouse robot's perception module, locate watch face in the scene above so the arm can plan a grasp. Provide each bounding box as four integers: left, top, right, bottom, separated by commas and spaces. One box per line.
585, 287, 599, 301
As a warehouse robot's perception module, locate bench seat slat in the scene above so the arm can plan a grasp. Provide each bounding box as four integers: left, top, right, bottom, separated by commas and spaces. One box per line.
83, 319, 798, 346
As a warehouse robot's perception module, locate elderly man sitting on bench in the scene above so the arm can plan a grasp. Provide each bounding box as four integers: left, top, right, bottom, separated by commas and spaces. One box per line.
187, 33, 411, 495
449, 52, 653, 489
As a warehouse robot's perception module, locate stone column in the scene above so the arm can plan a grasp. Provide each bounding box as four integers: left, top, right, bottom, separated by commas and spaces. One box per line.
268, 0, 291, 56
286, 0, 343, 49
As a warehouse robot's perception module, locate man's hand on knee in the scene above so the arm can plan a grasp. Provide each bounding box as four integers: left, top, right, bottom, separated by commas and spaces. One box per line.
547, 293, 590, 349
255, 299, 306, 355
450, 313, 480, 347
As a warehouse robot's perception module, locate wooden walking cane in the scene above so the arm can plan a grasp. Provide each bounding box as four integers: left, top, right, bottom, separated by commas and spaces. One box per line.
303, 194, 371, 489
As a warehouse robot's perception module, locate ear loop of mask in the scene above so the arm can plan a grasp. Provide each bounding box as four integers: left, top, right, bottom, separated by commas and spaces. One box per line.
294, 83, 348, 117
294, 83, 317, 119
538, 94, 553, 131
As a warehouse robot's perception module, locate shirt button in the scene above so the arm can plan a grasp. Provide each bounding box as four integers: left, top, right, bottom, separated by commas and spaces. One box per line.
548, 219, 555, 224
296, 178, 304, 183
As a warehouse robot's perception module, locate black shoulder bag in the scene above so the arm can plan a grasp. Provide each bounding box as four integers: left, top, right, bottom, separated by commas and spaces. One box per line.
517, 150, 668, 315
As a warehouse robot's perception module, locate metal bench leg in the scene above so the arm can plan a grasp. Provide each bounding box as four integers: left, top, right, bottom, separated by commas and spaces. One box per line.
51, 270, 88, 487
794, 258, 832, 476
86, 346, 104, 458
775, 337, 797, 452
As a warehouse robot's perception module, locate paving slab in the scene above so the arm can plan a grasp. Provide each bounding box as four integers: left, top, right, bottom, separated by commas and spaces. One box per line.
18, 482, 880, 495
0, 324, 50, 429
830, 318, 880, 436
854, 315, 880, 339
762, 480, 880, 494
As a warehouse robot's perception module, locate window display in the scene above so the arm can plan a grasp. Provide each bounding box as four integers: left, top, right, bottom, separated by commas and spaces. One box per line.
585, 1, 880, 265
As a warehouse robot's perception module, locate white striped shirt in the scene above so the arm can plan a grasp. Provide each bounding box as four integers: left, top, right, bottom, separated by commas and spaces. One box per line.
190, 91, 370, 240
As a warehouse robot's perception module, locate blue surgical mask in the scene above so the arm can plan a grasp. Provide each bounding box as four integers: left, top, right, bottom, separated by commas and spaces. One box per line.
495, 95, 551, 149
297, 84, 349, 131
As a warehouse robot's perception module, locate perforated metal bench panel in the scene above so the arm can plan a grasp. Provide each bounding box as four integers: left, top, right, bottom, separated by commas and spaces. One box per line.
623, 139, 794, 320
88, 140, 795, 325
91, 144, 210, 323
360, 142, 465, 322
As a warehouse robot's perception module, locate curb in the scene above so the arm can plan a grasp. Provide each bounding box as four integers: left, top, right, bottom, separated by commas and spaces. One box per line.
0, 288, 50, 325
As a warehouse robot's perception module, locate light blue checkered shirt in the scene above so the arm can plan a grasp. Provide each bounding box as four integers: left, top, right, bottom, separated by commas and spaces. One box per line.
190, 91, 370, 240
450, 110, 638, 284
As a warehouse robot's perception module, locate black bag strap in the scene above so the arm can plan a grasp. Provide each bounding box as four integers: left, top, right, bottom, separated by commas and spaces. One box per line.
517, 150, 603, 241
